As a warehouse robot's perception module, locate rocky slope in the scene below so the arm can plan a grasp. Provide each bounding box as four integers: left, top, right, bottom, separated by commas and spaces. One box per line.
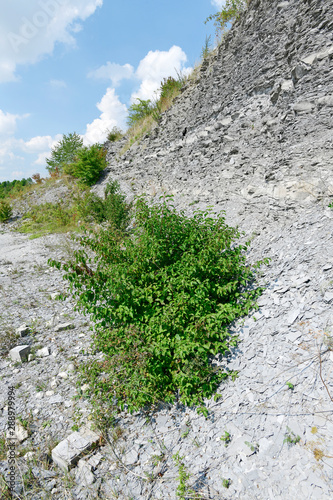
1, 0, 333, 498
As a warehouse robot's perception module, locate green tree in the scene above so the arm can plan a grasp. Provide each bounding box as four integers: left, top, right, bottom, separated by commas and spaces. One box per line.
46, 132, 83, 174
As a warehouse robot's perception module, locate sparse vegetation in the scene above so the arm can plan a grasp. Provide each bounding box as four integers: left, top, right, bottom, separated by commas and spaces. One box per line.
284, 427, 301, 446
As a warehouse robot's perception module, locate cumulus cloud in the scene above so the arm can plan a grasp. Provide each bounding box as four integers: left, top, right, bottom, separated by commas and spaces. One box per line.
132, 45, 192, 102
88, 62, 134, 86
83, 45, 192, 144
0, 0, 103, 82
83, 88, 128, 144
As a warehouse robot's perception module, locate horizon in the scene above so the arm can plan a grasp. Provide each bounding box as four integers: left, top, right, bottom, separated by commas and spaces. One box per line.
0, 0, 225, 183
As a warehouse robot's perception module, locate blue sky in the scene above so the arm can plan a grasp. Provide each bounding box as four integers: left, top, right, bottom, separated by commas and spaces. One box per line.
0, 0, 224, 182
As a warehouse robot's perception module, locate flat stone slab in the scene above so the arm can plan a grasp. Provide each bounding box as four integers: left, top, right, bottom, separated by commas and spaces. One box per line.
9, 345, 30, 362
52, 426, 100, 471
54, 322, 75, 332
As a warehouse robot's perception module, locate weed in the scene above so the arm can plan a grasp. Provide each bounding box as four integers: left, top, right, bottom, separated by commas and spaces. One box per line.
220, 431, 231, 447
0, 435, 7, 460
0, 326, 18, 357
36, 381, 47, 392
222, 478, 231, 488
151, 453, 165, 467
245, 441, 259, 453
173, 452, 196, 499
107, 126, 123, 142
286, 382, 294, 390
284, 427, 301, 446
41, 421, 52, 429
201, 35, 212, 60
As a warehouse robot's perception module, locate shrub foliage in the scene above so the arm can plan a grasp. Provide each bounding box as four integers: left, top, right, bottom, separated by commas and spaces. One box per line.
0, 201, 13, 222
64, 144, 107, 186
50, 196, 266, 413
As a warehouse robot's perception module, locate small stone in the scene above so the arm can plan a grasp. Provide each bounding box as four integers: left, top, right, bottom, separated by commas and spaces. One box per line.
58, 372, 68, 379
9, 345, 30, 362
81, 384, 90, 392
16, 324, 30, 337
293, 101, 315, 113
24, 451, 36, 461
323, 292, 333, 303
45, 390, 55, 397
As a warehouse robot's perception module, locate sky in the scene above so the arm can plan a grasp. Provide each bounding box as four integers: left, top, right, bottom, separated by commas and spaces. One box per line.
0, 0, 226, 182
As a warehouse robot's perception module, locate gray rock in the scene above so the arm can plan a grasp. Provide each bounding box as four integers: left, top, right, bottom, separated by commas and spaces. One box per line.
54, 322, 75, 332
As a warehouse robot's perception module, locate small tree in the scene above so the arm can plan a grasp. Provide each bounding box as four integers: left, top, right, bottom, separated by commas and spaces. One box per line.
205, 0, 248, 39
46, 132, 83, 174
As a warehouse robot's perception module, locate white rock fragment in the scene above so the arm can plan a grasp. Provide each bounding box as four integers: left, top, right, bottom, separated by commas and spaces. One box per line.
9, 345, 30, 362
7, 422, 29, 443
36, 347, 51, 357
58, 372, 68, 379
16, 324, 30, 337
24, 451, 36, 461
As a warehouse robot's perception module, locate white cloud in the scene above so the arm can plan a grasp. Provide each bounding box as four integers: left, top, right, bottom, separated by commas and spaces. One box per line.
0, 110, 29, 136
88, 62, 134, 86
84, 45, 192, 144
211, 0, 226, 8
50, 79, 67, 88
0, 0, 103, 82
132, 45, 192, 102
83, 88, 128, 145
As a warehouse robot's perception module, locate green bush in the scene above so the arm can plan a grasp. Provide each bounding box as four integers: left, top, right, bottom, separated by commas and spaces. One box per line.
46, 132, 83, 175
64, 144, 107, 186
49, 196, 267, 413
0, 201, 13, 222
